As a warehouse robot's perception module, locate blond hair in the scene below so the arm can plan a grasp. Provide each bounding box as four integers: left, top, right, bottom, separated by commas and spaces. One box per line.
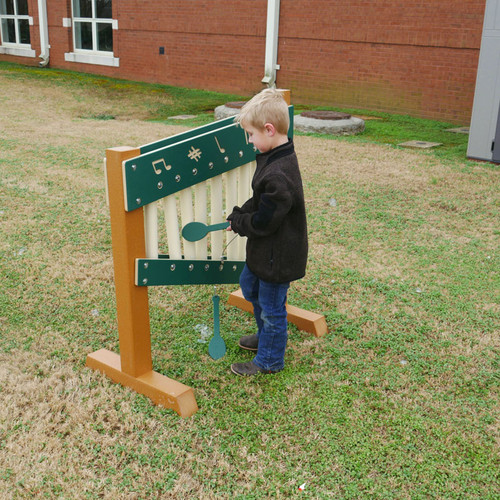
236, 88, 289, 135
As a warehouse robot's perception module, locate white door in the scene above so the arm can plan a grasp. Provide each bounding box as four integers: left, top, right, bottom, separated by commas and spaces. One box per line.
468, 0, 500, 162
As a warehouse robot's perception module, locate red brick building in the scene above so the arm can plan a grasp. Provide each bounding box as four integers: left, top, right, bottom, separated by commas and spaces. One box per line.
0, 1, 486, 123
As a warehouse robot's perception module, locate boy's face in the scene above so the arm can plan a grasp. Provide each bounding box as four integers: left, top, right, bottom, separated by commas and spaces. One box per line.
244, 124, 274, 153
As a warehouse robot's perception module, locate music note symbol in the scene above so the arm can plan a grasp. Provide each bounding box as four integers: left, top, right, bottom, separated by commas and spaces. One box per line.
152, 158, 171, 174
214, 136, 225, 153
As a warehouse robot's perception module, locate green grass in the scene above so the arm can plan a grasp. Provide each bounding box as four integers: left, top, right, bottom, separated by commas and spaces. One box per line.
293, 104, 472, 165
0, 62, 498, 498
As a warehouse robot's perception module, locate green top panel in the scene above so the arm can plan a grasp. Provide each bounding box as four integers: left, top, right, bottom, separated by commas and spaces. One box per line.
122, 107, 294, 212
123, 123, 254, 211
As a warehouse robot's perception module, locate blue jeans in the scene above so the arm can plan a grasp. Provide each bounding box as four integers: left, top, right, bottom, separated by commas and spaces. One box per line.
239, 265, 290, 371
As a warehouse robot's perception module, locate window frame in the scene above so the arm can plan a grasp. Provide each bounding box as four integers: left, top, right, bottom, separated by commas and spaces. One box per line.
71, 0, 113, 55
0, 0, 32, 48
65, 0, 119, 67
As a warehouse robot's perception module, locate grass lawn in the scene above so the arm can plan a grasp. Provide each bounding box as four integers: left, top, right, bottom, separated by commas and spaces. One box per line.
0, 62, 498, 498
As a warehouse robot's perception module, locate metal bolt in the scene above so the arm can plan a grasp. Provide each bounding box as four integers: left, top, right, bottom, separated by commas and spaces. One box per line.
136, 198, 141, 205
224, 156, 229, 163
170, 264, 176, 271
204, 264, 210, 271
233, 265, 237, 271
143, 262, 149, 269
131, 164, 137, 171
239, 151, 243, 157
175, 175, 181, 182
157, 181, 163, 189
192, 168, 198, 175
188, 264, 194, 271
209, 162, 214, 169
142, 278, 148, 285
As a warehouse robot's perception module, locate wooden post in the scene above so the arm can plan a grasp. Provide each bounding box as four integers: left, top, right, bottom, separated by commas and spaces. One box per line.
86, 146, 198, 418
228, 289, 328, 338
277, 88, 291, 105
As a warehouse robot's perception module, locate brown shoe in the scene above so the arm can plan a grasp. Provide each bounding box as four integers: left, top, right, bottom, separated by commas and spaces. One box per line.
238, 334, 259, 352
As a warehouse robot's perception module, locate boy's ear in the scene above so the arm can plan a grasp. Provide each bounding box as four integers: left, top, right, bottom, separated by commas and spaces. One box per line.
264, 122, 276, 136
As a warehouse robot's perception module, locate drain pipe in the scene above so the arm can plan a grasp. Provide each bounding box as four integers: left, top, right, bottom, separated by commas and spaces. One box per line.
37, 0, 49, 67
261, 0, 280, 87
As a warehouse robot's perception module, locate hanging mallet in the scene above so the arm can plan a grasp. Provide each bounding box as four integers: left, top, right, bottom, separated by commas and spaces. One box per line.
209, 293, 226, 360
182, 221, 230, 242
181, 221, 231, 360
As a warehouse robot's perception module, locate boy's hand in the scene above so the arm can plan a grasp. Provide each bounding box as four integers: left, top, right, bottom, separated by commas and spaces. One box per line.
226, 221, 232, 231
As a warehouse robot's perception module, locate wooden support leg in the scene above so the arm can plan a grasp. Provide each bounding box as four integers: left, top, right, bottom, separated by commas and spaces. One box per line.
228, 289, 328, 338
86, 146, 198, 418
87, 350, 197, 418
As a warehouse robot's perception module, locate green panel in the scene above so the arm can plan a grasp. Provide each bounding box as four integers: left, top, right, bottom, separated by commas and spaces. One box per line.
123, 106, 294, 212
136, 258, 245, 286
123, 123, 255, 211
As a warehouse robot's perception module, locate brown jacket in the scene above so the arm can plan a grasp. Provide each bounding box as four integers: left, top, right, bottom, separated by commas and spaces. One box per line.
228, 140, 308, 283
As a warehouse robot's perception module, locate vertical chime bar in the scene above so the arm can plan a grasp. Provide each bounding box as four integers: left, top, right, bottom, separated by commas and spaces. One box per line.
194, 181, 208, 259
210, 175, 223, 260
144, 202, 159, 259
236, 161, 254, 260
179, 187, 195, 259
162, 194, 182, 260
103, 158, 109, 207
225, 169, 238, 260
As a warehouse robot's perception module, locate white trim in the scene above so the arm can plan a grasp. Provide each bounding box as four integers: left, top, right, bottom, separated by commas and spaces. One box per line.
112, 19, 118, 30
0, 46, 36, 57
64, 51, 119, 67
62, 17, 71, 28
29, 16, 34, 25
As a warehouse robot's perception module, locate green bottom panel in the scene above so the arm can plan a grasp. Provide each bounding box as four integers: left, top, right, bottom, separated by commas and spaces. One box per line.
135, 257, 245, 286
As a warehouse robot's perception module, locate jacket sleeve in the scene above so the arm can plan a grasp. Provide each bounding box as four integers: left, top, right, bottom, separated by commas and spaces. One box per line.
228, 197, 253, 217
227, 174, 293, 238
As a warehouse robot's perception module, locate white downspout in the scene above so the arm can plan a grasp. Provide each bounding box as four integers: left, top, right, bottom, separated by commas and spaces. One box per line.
37, 0, 49, 67
261, 0, 281, 87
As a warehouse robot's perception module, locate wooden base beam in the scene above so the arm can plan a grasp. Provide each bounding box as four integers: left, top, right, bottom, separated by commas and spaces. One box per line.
86, 349, 198, 418
228, 289, 328, 338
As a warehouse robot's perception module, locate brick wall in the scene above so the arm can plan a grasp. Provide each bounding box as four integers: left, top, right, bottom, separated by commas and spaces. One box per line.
277, 0, 486, 123
0, 0, 486, 123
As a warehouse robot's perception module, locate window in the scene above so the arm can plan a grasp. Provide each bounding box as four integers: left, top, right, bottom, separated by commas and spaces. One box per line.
65, 0, 118, 67
73, 0, 113, 53
0, 0, 31, 46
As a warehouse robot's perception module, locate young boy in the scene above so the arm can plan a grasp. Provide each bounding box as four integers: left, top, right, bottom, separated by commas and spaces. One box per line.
227, 88, 308, 376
